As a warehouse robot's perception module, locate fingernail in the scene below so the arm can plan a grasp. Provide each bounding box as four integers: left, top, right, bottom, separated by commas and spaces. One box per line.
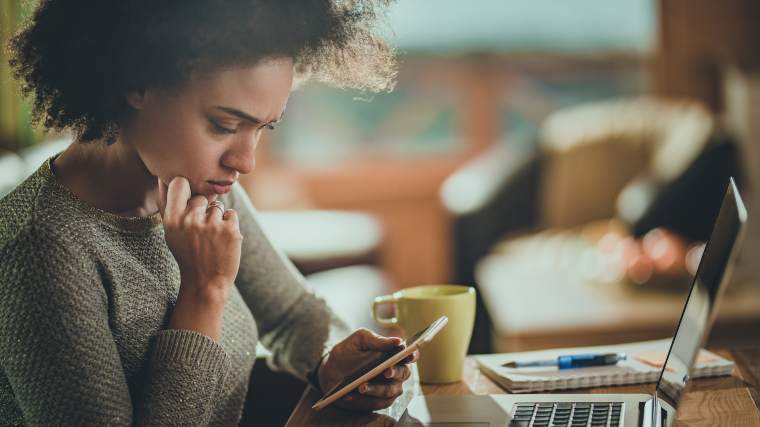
360, 384, 370, 393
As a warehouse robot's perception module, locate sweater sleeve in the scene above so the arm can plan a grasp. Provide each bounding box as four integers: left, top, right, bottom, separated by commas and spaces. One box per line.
0, 223, 230, 426
223, 184, 351, 380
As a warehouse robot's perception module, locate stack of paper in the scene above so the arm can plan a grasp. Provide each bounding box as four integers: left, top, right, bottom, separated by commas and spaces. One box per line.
474, 339, 734, 393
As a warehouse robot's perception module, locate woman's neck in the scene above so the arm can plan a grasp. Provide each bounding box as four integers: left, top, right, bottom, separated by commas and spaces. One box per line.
52, 139, 160, 217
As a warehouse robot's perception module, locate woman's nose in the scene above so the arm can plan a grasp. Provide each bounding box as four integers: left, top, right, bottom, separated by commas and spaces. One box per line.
222, 136, 257, 175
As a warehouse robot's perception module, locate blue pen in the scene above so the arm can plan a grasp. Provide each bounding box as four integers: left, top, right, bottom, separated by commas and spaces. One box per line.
501, 352, 627, 369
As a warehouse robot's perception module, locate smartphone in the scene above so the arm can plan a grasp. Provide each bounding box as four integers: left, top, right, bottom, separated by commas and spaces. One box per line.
311, 315, 448, 411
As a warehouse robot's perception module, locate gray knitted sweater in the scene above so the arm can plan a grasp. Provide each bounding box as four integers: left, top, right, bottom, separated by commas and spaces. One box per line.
0, 156, 349, 426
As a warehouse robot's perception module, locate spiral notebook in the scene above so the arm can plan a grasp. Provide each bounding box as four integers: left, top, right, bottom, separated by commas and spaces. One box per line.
474, 339, 734, 393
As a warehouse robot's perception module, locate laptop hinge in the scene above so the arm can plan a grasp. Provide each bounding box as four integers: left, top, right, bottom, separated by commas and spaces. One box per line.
641, 391, 663, 427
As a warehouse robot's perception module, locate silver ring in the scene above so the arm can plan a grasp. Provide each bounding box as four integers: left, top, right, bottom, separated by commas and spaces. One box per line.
206, 200, 225, 215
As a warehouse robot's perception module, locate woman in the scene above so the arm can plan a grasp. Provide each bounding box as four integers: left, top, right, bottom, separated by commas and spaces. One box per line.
0, 0, 416, 425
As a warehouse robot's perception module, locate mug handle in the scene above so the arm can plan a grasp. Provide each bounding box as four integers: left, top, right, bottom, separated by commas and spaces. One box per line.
372, 294, 398, 326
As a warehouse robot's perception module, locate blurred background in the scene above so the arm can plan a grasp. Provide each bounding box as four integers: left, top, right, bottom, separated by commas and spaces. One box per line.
3, 0, 760, 367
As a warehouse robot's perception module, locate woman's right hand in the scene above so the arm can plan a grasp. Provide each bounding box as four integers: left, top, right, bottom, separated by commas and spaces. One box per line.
158, 176, 243, 340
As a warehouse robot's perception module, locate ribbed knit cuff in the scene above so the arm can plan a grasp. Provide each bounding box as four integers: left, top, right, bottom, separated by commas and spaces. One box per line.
306, 354, 327, 393
152, 329, 230, 377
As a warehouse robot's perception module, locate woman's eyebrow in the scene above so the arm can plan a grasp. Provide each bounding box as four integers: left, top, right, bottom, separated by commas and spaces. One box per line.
214, 105, 283, 124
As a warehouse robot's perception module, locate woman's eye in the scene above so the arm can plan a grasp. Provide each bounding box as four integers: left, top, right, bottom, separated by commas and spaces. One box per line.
264, 123, 276, 131
210, 120, 237, 134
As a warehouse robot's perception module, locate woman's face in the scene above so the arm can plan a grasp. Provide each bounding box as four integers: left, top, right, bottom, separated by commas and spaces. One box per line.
124, 57, 293, 202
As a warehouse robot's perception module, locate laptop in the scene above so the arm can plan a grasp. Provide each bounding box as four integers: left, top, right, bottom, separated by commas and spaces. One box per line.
400, 178, 747, 427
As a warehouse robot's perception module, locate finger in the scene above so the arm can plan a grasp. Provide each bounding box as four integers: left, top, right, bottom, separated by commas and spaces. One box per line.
400, 365, 412, 381
382, 366, 395, 379
375, 366, 411, 384
383, 364, 410, 381
206, 200, 225, 222
222, 208, 238, 224
357, 381, 404, 399
222, 209, 241, 236
186, 195, 208, 219
157, 178, 168, 217
399, 350, 420, 365
183, 196, 208, 229
356, 329, 403, 352
164, 177, 192, 223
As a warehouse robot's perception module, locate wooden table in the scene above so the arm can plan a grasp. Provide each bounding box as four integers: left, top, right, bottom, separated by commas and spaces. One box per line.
285, 347, 760, 426
476, 227, 760, 353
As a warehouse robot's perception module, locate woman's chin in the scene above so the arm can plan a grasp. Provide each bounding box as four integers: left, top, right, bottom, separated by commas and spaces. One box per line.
189, 191, 219, 204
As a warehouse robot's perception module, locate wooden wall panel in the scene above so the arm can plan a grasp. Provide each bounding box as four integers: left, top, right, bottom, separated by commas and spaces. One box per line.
654, 0, 760, 110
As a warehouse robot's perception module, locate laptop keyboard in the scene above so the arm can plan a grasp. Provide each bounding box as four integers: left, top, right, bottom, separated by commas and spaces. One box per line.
510, 402, 624, 427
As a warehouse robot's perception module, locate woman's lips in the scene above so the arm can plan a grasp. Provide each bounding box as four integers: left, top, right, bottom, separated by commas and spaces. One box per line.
208, 181, 233, 194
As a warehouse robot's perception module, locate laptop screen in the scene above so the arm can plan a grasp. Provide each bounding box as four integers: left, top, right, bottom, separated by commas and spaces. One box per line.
656, 178, 747, 406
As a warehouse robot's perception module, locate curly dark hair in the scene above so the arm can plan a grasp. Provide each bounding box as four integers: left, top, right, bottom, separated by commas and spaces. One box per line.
7, 0, 397, 143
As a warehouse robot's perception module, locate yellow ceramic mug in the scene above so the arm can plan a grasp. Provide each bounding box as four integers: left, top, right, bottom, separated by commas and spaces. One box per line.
372, 284, 476, 383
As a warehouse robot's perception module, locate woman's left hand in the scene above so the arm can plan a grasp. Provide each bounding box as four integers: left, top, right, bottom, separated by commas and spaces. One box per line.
317, 329, 419, 412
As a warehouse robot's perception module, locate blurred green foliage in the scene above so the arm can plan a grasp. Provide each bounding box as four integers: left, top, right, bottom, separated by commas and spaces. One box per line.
1, 0, 42, 151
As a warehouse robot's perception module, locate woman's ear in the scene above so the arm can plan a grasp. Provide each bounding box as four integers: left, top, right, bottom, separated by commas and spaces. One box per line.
126, 90, 148, 110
